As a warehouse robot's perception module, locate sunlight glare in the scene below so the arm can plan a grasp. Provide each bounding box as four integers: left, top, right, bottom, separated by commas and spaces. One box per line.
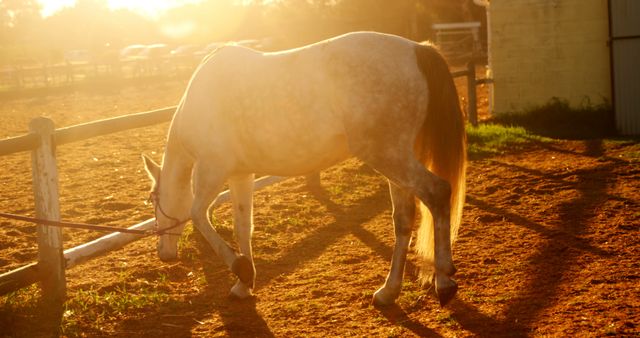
38, 0, 204, 18
38, 0, 75, 17
106, 0, 202, 18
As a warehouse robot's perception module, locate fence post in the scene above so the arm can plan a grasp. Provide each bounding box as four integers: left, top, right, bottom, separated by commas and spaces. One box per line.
466, 58, 478, 126
29, 117, 65, 306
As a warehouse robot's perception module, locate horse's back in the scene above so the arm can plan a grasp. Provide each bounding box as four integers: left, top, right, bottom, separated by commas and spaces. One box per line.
175, 32, 430, 175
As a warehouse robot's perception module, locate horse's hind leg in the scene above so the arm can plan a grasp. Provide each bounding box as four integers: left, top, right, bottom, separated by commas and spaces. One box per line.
364, 155, 457, 305
372, 181, 415, 306
190, 163, 254, 286
229, 174, 256, 298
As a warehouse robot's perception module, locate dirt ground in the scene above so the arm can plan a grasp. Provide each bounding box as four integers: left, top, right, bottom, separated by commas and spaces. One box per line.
0, 78, 638, 337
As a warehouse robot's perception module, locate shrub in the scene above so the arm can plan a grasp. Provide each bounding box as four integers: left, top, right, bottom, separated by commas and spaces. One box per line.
490, 97, 615, 139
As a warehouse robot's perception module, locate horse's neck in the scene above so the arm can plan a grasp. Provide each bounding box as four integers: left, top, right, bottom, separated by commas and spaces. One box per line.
159, 140, 194, 219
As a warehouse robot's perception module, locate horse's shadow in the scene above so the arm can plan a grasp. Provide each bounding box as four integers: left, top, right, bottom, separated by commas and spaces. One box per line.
112, 170, 392, 336
305, 174, 441, 337
376, 303, 442, 337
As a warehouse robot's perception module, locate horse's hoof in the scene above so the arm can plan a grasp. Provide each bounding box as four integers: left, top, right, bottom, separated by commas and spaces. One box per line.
231, 255, 255, 287
372, 287, 398, 307
435, 277, 458, 306
228, 291, 256, 301
229, 280, 254, 300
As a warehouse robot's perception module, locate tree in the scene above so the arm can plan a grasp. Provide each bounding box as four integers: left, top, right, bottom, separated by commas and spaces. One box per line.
40, 2, 159, 50
0, 0, 42, 44
0, 0, 41, 28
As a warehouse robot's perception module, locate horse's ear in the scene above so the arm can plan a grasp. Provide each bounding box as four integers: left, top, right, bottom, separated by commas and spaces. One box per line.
142, 154, 160, 184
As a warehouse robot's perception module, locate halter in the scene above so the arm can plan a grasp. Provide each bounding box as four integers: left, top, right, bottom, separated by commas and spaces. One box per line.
148, 181, 189, 236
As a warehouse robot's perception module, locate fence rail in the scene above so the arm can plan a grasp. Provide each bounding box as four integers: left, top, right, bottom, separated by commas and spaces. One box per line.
0, 106, 176, 157
55, 106, 175, 145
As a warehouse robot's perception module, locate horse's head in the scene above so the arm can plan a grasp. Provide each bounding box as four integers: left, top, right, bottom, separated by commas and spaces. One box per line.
142, 154, 186, 261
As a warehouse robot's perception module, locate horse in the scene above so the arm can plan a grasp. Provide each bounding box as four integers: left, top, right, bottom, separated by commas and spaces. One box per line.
142, 31, 466, 306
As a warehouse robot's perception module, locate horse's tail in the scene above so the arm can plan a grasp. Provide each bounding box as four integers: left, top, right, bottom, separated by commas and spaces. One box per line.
413, 43, 467, 284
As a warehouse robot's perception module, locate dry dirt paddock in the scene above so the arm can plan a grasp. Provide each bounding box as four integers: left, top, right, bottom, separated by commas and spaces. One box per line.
0, 79, 638, 337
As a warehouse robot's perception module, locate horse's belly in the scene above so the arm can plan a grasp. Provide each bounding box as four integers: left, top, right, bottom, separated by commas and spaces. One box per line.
236, 132, 350, 176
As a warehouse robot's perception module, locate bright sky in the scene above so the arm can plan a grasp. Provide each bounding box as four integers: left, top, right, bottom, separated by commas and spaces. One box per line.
37, 0, 203, 19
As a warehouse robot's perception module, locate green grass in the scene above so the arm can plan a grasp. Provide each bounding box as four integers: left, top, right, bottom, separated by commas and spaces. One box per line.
467, 123, 546, 159
1, 284, 41, 309
1, 272, 171, 335
467, 98, 639, 159
618, 143, 640, 162
60, 282, 170, 335
435, 311, 458, 327
69, 285, 169, 314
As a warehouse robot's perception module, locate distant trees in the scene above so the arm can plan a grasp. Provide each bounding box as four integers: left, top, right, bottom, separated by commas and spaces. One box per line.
0, 0, 485, 65
0, 0, 42, 43
259, 0, 483, 49
41, 1, 158, 50
0, 0, 44, 64
0, 0, 159, 65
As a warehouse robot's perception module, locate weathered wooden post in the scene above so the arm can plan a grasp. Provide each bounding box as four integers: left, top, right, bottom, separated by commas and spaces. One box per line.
29, 117, 65, 306
467, 58, 478, 126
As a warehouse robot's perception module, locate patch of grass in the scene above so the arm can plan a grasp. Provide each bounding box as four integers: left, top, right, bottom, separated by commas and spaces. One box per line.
491, 97, 615, 139
463, 290, 481, 303
210, 216, 231, 230
72, 275, 170, 313
1, 284, 41, 309
178, 224, 198, 261
467, 123, 544, 159
386, 327, 408, 338
487, 293, 513, 304
327, 184, 345, 197
398, 289, 423, 309
1, 279, 171, 336
435, 311, 457, 327
61, 284, 170, 335
621, 145, 640, 162
280, 302, 303, 317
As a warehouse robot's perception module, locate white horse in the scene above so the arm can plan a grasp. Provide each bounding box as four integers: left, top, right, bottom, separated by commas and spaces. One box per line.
143, 31, 466, 306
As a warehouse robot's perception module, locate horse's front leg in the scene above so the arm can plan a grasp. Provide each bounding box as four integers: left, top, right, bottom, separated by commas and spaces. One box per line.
190, 163, 254, 286
229, 174, 256, 298
373, 182, 415, 306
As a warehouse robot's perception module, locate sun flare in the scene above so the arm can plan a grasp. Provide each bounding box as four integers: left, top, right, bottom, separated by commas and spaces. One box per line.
38, 0, 203, 18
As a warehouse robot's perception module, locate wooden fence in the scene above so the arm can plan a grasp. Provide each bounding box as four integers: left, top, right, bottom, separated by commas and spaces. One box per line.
0, 106, 172, 303
0, 59, 197, 91
0, 105, 286, 306
0, 65, 489, 306
451, 57, 492, 126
